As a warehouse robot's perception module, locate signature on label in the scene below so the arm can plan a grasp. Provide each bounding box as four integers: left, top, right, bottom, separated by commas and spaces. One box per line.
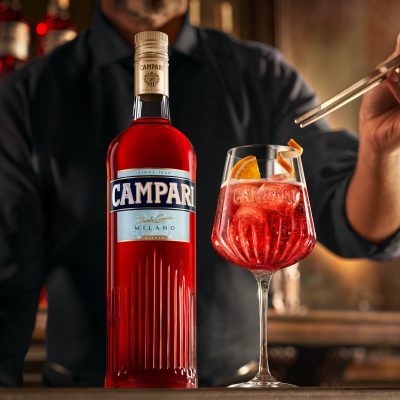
136, 214, 175, 224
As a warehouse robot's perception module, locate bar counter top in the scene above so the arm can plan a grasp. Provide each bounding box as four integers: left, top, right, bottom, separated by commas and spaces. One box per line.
2, 388, 400, 400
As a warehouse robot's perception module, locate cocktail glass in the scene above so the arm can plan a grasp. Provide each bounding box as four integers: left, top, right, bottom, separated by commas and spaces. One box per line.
211, 144, 316, 388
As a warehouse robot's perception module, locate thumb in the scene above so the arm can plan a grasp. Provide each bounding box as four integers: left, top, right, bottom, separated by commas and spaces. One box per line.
385, 33, 400, 102
383, 33, 400, 63
360, 34, 400, 119
396, 33, 400, 54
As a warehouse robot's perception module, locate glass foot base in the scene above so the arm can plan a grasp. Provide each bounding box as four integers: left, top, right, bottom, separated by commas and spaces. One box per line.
229, 377, 296, 389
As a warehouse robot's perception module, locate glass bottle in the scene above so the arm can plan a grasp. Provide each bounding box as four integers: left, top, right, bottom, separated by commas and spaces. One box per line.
36, 0, 76, 56
105, 31, 197, 388
0, 0, 29, 79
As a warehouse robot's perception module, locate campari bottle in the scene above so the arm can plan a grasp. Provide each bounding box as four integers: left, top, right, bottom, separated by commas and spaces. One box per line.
36, 0, 76, 56
0, 0, 29, 79
106, 31, 197, 388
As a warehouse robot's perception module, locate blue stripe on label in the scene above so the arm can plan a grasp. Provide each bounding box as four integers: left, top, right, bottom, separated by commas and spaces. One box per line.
111, 168, 194, 243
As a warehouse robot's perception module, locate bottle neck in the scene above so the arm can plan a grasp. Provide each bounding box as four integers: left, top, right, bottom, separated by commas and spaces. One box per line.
133, 94, 170, 121
133, 50, 170, 121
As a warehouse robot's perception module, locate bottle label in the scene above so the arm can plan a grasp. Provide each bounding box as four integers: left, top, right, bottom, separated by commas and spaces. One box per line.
0, 21, 30, 60
42, 29, 77, 55
134, 58, 168, 97
110, 168, 195, 243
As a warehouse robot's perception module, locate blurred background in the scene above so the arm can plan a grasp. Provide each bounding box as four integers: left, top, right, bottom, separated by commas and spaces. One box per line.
3, 0, 400, 389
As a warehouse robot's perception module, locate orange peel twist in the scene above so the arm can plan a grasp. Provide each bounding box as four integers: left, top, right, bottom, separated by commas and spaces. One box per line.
276, 139, 303, 176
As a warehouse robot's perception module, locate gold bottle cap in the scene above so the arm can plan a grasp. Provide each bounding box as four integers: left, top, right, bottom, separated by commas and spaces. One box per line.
135, 31, 168, 46
134, 31, 169, 97
134, 31, 168, 62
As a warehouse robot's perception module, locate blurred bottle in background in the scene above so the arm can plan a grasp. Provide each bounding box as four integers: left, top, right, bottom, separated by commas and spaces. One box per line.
36, 0, 76, 56
0, 0, 29, 79
36, 0, 76, 310
272, 263, 304, 314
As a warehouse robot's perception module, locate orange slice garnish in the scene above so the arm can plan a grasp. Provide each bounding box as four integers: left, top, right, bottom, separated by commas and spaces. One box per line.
230, 155, 261, 179
276, 139, 303, 176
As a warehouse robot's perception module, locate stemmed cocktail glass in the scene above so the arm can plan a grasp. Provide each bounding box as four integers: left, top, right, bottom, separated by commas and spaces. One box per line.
211, 144, 316, 388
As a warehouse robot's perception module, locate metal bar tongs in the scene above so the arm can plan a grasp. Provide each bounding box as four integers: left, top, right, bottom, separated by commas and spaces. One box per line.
294, 55, 400, 128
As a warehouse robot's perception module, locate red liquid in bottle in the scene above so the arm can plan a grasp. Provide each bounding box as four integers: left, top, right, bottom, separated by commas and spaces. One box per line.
106, 118, 197, 388
212, 180, 316, 271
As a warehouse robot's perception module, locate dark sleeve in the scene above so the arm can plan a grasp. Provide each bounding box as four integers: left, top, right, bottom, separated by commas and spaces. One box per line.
264, 49, 400, 260
0, 76, 47, 386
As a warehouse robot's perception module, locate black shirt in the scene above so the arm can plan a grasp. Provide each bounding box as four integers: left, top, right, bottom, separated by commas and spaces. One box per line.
0, 7, 399, 387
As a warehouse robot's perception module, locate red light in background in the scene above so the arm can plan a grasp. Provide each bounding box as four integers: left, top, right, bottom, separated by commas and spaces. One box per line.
36, 22, 47, 36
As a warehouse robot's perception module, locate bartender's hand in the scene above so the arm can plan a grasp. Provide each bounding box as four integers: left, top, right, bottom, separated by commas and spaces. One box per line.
359, 34, 400, 152
346, 34, 400, 243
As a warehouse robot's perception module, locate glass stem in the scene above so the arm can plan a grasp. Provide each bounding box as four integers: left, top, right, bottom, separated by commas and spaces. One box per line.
253, 270, 275, 381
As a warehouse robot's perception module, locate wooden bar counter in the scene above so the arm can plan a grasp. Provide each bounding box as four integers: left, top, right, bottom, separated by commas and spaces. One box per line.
268, 310, 400, 346
2, 388, 400, 400
26, 310, 400, 387
32, 309, 400, 346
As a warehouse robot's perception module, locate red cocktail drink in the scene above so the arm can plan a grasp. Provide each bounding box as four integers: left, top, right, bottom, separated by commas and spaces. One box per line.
212, 179, 315, 271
